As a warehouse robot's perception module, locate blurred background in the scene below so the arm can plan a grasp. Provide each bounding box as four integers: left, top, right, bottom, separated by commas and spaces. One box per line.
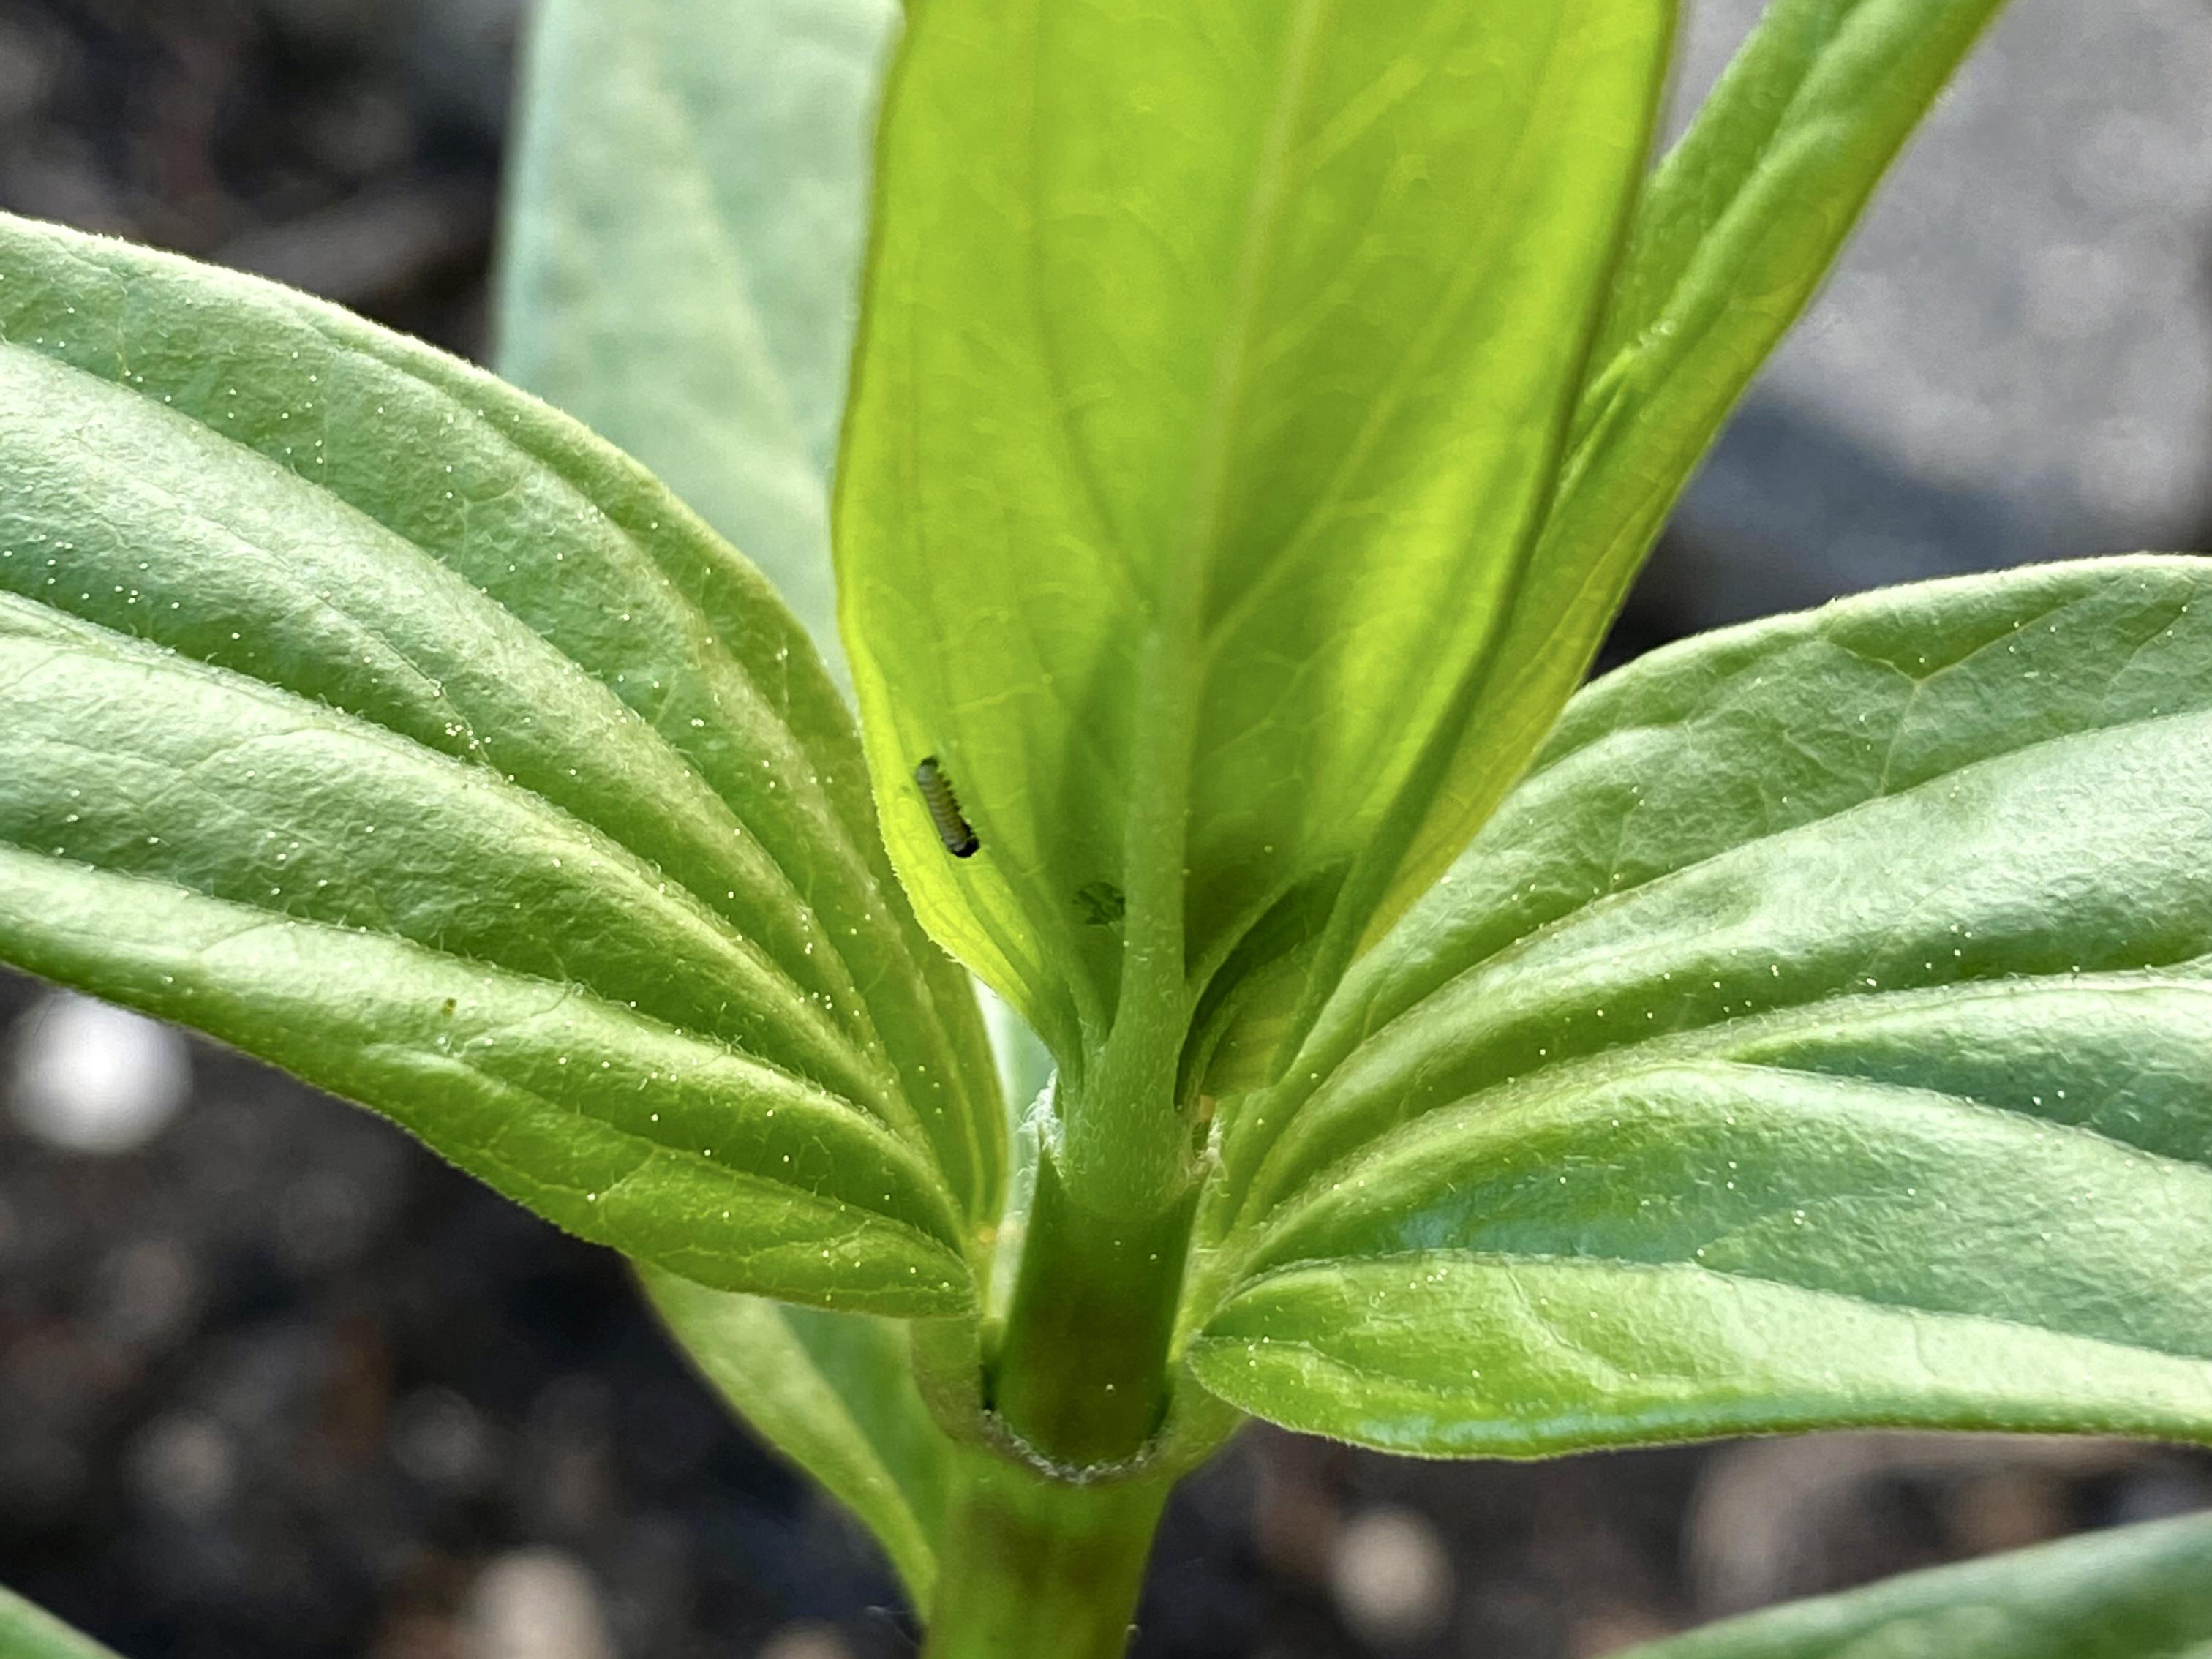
0, 0, 2208, 1655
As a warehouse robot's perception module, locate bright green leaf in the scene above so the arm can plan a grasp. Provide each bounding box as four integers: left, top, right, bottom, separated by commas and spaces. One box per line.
1614, 1510, 2212, 1659
0, 1587, 124, 1659
1369, 0, 2014, 940
835, 0, 1676, 1143
495, 0, 897, 673
0, 211, 1003, 1314
1191, 557, 2212, 1454
642, 1266, 952, 1605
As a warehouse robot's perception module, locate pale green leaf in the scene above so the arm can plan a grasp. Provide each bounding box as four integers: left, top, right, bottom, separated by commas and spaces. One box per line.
495, 0, 897, 673
835, 0, 1675, 1145
0, 1587, 124, 1659
0, 212, 1003, 1314
1367, 0, 2014, 941
642, 1266, 951, 1606
1191, 557, 2212, 1453
1616, 1511, 2212, 1659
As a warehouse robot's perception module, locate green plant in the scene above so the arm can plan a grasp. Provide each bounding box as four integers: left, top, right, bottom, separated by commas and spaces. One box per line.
1, 0, 2208, 1652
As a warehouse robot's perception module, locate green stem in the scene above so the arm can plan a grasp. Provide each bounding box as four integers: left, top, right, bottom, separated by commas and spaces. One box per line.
917, 1148, 1194, 1657
991, 1151, 1197, 1467
923, 1017, 1212, 1655
923, 1443, 1173, 1659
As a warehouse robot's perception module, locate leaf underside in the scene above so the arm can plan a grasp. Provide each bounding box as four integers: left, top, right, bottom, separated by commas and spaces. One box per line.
0, 212, 1001, 1315
836, 0, 1677, 1094
1192, 558, 2212, 1455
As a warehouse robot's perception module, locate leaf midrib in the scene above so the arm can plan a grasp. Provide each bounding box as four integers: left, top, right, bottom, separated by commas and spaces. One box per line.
1099, 0, 1334, 1089
1248, 1030, 2212, 1256
414, 1037, 963, 1266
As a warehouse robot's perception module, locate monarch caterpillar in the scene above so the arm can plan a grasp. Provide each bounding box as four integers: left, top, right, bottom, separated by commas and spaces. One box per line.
914, 756, 979, 858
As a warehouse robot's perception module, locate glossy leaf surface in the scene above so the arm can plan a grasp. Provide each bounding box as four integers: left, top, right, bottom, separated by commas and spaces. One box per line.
0, 1588, 123, 1659
643, 1267, 951, 1603
1192, 558, 2212, 1453
0, 213, 1002, 1314
837, 0, 1674, 1124
1616, 1511, 2212, 1659
497, 0, 897, 672
1372, 0, 2014, 936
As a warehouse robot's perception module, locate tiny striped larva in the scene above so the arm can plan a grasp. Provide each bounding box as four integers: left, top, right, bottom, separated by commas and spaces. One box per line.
913, 756, 979, 858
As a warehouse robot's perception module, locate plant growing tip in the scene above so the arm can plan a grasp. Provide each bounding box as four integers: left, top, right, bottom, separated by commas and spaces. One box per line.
4, 0, 2211, 1654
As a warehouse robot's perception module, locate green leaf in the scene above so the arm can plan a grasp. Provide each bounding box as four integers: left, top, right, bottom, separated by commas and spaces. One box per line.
1613, 1511, 2212, 1659
494, 0, 898, 674
835, 0, 1677, 1132
0, 1587, 124, 1659
1369, 0, 2014, 940
642, 1266, 952, 1606
1190, 557, 2212, 1454
0, 211, 1003, 1314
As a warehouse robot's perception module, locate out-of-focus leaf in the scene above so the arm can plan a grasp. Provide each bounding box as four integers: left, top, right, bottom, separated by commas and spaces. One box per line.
496, 0, 897, 673
643, 1267, 952, 1604
1614, 1511, 2212, 1659
0, 1587, 125, 1659
1191, 558, 2212, 1453
0, 212, 1003, 1313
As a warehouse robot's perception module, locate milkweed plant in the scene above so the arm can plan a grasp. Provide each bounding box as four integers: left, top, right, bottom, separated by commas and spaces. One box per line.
1, 1, 2210, 1655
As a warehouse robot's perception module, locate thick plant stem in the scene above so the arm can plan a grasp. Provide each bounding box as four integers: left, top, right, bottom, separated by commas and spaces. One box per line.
923, 1443, 1173, 1659
991, 1152, 1197, 1467
927, 1066, 1203, 1656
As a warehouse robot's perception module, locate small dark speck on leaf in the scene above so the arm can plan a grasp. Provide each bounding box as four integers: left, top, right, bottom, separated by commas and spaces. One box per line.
1075, 880, 1126, 926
